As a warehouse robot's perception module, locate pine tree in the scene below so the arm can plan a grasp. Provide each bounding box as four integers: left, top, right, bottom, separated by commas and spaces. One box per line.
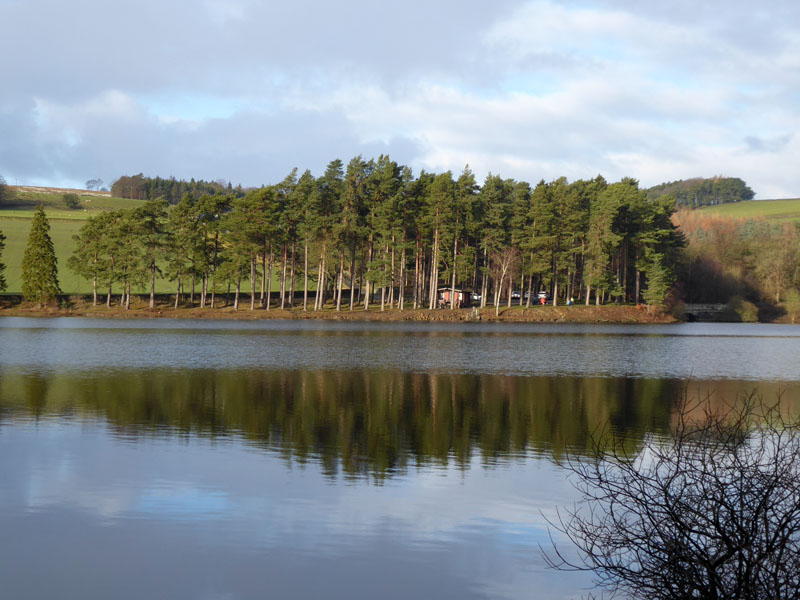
22, 205, 61, 306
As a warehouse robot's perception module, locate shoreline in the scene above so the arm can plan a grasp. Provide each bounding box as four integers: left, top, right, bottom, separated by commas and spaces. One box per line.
0, 299, 676, 323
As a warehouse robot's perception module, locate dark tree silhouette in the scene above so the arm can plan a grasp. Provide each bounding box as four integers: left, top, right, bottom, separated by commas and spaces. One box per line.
547, 394, 800, 600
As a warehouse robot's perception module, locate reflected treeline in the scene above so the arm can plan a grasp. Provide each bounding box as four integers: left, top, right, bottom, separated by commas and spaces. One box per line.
1, 369, 797, 479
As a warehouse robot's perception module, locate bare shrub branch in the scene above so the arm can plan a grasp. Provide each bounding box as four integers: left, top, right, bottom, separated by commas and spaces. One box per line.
545, 391, 800, 600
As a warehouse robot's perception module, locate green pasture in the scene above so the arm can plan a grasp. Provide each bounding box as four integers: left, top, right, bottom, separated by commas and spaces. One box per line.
0, 192, 161, 294
7, 189, 145, 217
0, 192, 302, 295
699, 198, 800, 223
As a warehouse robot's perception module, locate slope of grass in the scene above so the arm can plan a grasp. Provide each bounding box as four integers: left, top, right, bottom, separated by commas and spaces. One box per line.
7, 188, 145, 215
0, 190, 159, 294
698, 198, 800, 223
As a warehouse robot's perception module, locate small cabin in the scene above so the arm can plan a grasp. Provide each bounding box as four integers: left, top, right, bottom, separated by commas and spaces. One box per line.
437, 288, 471, 308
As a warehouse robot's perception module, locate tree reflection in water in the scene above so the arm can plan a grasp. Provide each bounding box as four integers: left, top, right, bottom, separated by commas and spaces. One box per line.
2, 369, 797, 480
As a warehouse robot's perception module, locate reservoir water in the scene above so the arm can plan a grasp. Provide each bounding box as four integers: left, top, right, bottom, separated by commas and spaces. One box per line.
1, 317, 799, 599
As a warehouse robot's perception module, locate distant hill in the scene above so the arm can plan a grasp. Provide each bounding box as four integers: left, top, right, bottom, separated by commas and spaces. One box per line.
11, 185, 110, 198
111, 174, 244, 204
647, 177, 754, 207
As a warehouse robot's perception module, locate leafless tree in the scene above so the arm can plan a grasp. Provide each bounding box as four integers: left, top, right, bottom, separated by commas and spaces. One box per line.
489, 247, 519, 316
546, 393, 800, 600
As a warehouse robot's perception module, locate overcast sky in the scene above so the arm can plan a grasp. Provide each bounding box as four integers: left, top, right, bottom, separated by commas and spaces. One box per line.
1, 0, 798, 198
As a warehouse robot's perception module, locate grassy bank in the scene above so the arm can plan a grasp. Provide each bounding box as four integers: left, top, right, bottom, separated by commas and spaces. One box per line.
0, 296, 676, 323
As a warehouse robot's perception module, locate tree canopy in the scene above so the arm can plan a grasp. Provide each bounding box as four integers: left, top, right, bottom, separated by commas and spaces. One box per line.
67, 159, 697, 311
111, 174, 244, 204
648, 177, 755, 207
0, 175, 14, 206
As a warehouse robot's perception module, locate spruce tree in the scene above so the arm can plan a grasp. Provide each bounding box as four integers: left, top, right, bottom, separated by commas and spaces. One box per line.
22, 205, 61, 306
0, 229, 6, 292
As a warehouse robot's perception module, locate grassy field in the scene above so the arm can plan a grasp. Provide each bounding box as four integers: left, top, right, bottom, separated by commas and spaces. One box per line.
0, 189, 164, 294
698, 198, 800, 222
0, 187, 296, 296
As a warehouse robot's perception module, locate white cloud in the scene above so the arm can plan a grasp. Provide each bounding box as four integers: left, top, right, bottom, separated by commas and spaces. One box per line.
1, 0, 800, 197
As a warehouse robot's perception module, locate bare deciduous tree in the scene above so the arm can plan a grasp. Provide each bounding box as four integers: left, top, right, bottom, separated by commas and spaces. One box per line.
546, 394, 800, 600
489, 247, 519, 316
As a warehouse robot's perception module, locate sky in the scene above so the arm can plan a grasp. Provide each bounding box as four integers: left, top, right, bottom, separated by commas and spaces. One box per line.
1, 0, 799, 198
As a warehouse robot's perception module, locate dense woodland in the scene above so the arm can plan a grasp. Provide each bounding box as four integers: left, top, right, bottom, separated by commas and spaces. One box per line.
675, 209, 800, 318
647, 176, 754, 207
111, 173, 245, 204
68, 157, 685, 312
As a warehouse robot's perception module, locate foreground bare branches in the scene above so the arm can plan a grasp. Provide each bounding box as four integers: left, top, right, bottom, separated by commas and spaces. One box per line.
546, 394, 800, 600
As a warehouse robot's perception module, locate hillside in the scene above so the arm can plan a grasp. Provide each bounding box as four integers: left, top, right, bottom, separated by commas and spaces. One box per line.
0, 187, 150, 294
697, 198, 800, 223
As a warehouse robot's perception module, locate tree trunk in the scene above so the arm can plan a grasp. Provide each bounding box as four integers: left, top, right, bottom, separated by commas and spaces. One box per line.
413, 240, 421, 309
149, 260, 156, 309
317, 243, 327, 311
250, 257, 256, 311
494, 273, 503, 317
429, 225, 440, 310
553, 278, 559, 307
234, 272, 241, 310
526, 269, 533, 309
266, 249, 273, 311
450, 235, 458, 310
303, 240, 309, 311
280, 243, 287, 310
622, 243, 628, 302
175, 271, 181, 309
336, 252, 344, 311
349, 242, 356, 311
381, 246, 387, 312
480, 249, 488, 309
289, 241, 296, 309
398, 242, 406, 310
261, 250, 267, 306
365, 238, 374, 311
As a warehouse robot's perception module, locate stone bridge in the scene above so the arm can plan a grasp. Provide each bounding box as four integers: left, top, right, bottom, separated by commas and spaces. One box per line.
683, 303, 728, 321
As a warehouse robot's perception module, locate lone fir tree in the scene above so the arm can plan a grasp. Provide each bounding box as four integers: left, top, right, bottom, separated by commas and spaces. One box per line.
22, 205, 61, 306
0, 228, 6, 291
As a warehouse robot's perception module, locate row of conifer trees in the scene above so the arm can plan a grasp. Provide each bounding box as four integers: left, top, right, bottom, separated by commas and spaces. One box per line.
66, 156, 684, 311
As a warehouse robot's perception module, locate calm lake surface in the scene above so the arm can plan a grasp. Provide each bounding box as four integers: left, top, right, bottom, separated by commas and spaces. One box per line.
1, 317, 799, 600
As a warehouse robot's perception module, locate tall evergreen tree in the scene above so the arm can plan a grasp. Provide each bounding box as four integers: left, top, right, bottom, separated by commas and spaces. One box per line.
22, 205, 61, 306
0, 229, 6, 292
133, 198, 170, 309
67, 213, 111, 306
